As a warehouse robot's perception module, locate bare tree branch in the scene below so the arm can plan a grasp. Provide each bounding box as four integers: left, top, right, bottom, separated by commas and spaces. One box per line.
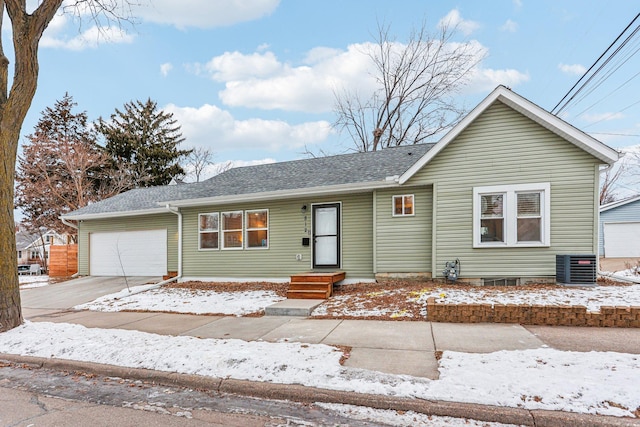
334, 19, 483, 152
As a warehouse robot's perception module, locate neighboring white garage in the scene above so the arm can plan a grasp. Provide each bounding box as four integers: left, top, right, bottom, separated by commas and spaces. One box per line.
89, 229, 167, 276
603, 222, 640, 258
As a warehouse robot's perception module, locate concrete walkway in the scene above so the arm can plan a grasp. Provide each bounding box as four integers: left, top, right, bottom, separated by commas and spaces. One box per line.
19, 276, 640, 379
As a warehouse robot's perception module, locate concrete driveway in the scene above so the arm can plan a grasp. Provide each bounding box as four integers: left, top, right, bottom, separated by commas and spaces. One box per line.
21, 276, 161, 317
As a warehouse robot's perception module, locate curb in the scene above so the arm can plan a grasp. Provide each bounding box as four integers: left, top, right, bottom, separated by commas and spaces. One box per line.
1, 354, 638, 427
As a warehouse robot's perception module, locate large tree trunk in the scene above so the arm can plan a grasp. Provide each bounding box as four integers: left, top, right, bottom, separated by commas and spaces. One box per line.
0, 0, 63, 332
0, 129, 22, 331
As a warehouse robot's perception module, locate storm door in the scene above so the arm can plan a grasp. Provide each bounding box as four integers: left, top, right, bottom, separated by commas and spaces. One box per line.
312, 203, 340, 268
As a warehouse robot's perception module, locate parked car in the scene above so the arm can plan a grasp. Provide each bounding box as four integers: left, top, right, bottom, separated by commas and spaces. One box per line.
17, 264, 45, 275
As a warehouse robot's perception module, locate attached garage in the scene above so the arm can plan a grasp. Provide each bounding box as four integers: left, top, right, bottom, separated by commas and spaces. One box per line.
603, 222, 640, 258
89, 229, 167, 276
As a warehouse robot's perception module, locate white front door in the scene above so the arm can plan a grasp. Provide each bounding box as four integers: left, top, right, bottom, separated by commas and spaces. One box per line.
313, 203, 340, 268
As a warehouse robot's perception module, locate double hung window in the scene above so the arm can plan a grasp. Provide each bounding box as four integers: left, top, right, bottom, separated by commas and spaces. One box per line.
473, 183, 550, 247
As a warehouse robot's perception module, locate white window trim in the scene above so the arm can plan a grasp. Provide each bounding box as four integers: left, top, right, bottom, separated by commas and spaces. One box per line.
392, 194, 416, 217
245, 209, 269, 250
222, 210, 244, 250
473, 183, 550, 248
198, 212, 219, 251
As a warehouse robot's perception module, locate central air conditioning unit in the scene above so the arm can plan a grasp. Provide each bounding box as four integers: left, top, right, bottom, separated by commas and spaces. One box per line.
556, 255, 597, 285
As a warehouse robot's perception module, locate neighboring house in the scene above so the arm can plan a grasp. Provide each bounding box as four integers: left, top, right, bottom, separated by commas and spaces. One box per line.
61, 86, 619, 285
16, 228, 68, 267
599, 195, 640, 258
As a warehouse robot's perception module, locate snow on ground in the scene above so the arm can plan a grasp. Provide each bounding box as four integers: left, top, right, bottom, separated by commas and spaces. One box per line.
18, 274, 49, 289
316, 403, 524, 427
312, 283, 640, 318
75, 286, 286, 316
0, 322, 637, 418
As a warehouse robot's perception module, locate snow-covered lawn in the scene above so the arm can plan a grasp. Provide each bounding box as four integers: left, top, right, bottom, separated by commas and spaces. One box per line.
18, 274, 49, 289
71, 280, 640, 319
312, 282, 640, 319
0, 321, 637, 419
75, 284, 286, 316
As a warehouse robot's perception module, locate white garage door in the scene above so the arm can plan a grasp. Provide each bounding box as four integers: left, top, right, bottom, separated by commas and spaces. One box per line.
90, 230, 167, 276
604, 222, 640, 258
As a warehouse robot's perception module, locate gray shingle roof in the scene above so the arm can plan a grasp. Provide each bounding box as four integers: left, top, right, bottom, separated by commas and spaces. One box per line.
64, 143, 434, 218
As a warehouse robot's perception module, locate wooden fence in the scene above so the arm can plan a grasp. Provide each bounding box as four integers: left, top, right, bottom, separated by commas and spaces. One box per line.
49, 244, 78, 277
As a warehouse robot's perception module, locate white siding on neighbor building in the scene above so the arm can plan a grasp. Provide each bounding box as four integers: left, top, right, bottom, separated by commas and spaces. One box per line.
603, 222, 640, 257
599, 198, 640, 256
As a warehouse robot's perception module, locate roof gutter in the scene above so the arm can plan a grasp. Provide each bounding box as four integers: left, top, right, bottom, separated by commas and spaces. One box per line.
60, 217, 78, 230
165, 204, 182, 279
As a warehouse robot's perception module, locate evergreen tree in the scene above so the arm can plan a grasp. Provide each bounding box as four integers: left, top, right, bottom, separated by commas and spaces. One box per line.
15, 94, 131, 237
97, 98, 191, 187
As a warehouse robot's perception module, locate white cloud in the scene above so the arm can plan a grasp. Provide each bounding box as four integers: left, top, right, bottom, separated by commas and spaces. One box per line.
500, 19, 518, 33
582, 112, 625, 123
133, 0, 280, 29
160, 62, 173, 77
197, 39, 528, 113
438, 9, 481, 36
163, 103, 332, 152
513, 0, 523, 8
559, 63, 586, 76
206, 51, 284, 82
41, 24, 134, 50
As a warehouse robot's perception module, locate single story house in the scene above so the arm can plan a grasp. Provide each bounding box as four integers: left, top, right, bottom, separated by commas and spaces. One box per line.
599, 195, 640, 258
62, 86, 619, 285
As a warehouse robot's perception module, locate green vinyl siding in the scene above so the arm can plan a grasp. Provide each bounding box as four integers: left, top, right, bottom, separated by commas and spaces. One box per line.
181, 193, 374, 279
375, 186, 432, 273
407, 101, 601, 279
77, 213, 179, 275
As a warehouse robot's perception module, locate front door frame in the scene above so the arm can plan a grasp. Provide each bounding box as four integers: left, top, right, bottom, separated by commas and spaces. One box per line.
311, 202, 341, 269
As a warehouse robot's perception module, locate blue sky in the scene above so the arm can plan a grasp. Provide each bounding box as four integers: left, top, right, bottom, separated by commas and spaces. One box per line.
18, 0, 640, 176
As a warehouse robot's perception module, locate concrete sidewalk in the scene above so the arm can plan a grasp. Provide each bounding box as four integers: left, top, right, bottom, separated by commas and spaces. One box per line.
24, 308, 640, 380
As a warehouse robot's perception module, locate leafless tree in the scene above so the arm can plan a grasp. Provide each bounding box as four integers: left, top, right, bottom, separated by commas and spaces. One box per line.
333, 21, 483, 152
0, 0, 138, 332
600, 161, 627, 205
186, 146, 215, 182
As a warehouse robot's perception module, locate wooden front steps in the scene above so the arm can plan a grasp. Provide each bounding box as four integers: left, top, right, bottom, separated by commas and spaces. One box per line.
287, 271, 346, 299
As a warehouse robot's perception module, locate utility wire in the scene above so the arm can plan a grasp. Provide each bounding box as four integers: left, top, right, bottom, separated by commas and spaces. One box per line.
551, 13, 640, 115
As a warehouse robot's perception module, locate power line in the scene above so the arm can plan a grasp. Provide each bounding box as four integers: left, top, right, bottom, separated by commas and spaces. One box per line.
551, 13, 640, 115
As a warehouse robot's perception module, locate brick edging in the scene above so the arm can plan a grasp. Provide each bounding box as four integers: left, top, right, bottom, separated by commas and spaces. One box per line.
426, 298, 640, 327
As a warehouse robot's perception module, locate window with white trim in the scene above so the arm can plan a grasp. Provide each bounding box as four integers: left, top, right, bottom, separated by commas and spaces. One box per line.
198, 213, 219, 250
246, 209, 269, 249
222, 211, 243, 249
473, 183, 550, 248
392, 195, 415, 216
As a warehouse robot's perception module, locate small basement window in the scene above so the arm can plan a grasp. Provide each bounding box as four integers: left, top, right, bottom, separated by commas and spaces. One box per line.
392, 194, 414, 216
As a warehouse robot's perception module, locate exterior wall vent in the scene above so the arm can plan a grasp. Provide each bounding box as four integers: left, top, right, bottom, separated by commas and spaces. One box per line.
482, 278, 519, 286
556, 255, 597, 285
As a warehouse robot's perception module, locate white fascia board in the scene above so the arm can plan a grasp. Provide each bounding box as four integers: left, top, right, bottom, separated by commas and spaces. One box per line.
600, 194, 640, 213
399, 86, 620, 185
162, 180, 400, 208
61, 207, 170, 221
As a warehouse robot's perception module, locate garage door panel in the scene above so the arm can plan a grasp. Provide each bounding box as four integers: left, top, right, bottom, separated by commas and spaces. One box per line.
604, 222, 640, 258
90, 230, 167, 276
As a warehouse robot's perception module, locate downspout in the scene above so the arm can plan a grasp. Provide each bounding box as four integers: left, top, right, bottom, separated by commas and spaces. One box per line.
165, 204, 183, 279
59, 217, 80, 277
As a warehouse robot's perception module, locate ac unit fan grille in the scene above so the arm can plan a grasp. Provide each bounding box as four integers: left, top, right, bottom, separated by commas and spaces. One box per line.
556, 255, 596, 284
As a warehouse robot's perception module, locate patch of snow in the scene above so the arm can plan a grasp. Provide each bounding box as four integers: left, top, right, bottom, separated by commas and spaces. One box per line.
75, 287, 285, 316
0, 322, 637, 418
19, 275, 49, 289
316, 403, 524, 426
